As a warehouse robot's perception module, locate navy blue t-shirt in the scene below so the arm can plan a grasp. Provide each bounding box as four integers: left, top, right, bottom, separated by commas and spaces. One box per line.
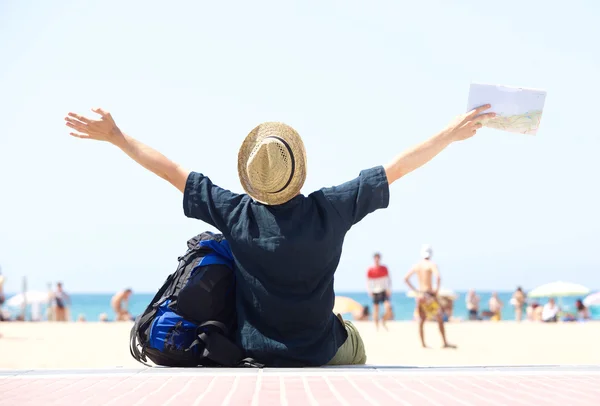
183, 166, 390, 366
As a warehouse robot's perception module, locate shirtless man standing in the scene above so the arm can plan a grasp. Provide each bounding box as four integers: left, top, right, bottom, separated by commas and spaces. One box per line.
111, 288, 133, 321
404, 245, 455, 348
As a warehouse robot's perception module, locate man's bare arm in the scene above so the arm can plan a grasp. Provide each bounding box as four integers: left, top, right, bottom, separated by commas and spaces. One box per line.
384, 105, 494, 185
431, 264, 441, 294
385, 131, 453, 185
113, 134, 190, 193
65, 108, 190, 193
386, 275, 392, 298
404, 268, 418, 292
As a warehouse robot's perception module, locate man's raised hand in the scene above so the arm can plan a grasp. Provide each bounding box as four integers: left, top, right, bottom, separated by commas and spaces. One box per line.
445, 104, 496, 142
65, 108, 124, 144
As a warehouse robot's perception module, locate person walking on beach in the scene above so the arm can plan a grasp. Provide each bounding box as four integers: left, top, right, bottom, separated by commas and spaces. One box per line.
488, 292, 503, 321
52, 282, 71, 322
511, 286, 527, 322
64, 104, 492, 366
466, 289, 480, 320
366, 252, 392, 331
404, 244, 455, 349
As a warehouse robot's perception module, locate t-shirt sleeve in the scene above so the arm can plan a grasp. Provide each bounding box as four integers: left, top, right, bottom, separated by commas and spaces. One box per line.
321, 166, 390, 231
182, 172, 246, 232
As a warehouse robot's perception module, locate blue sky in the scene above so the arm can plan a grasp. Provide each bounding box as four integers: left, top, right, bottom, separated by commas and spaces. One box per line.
1, 0, 599, 293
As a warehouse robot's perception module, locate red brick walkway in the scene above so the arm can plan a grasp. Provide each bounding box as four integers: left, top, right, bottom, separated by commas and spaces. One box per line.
1, 366, 599, 405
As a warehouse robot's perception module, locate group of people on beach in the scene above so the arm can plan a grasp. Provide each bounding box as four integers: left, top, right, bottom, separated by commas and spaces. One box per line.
363, 246, 456, 349
0, 280, 134, 323
358, 248, 594, 350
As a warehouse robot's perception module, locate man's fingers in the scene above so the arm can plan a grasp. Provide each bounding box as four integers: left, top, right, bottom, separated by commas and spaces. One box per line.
69, 132, 89, 139
92, 107, 112, 119
65, 120, 88, 133
475, 112, 496, 121
67, 112, 91, 124
65, 116, 87, 126
466, 112, 496, 128
466, 104, 492, 118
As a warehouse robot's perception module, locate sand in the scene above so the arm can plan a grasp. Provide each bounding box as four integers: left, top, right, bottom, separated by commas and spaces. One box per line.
1, 320, 598, 369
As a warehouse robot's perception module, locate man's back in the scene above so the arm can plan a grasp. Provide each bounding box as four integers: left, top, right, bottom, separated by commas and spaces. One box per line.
413, 260, 436, 292
230, 193, 347, 366
183, 166, 390, 366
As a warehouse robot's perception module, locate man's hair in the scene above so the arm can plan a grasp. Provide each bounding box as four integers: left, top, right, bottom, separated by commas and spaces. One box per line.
373, 252, 381, 259
125, 288, 132, 293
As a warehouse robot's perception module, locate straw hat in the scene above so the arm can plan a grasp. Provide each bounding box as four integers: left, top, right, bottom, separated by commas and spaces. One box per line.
238, 122, 307, 205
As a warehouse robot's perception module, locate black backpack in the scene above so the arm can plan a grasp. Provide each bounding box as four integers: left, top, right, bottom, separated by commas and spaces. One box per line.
129, 231, 260, 368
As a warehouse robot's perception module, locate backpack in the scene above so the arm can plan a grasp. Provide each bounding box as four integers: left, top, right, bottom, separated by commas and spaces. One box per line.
129, 231, 260, 368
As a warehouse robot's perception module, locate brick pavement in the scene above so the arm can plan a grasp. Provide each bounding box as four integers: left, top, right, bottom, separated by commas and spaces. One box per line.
1, 365, 599, 405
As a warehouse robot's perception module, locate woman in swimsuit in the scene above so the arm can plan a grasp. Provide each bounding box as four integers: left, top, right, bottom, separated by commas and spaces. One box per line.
511, 286, 527, 322
52, 282, 70, 322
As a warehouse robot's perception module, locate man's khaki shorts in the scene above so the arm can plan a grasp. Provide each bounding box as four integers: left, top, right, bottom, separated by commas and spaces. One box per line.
326, 314, 367, 365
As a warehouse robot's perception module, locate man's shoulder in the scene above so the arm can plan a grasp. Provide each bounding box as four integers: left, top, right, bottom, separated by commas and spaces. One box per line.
421, 259, 438, 270
318, 166, 388, 195
187, 172, 247, 198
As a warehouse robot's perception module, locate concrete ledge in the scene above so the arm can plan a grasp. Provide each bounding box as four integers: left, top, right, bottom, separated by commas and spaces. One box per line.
2, 365, 599, 405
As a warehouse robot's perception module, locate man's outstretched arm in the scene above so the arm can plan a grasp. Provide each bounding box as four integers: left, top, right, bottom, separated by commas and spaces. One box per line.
404, 269, 418, 293
384, 105, 494, 185
65, 108, 189, 193
113, 134, 190, 193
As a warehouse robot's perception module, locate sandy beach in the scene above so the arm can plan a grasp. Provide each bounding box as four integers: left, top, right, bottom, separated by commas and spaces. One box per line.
1, 320, 598, 369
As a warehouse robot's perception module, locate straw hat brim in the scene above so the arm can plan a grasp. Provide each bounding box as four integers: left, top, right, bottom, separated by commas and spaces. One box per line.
237, 122, 307, 206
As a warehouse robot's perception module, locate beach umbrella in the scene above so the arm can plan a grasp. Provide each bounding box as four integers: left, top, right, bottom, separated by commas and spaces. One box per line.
333, 296, 364, 314
583, 292, 600, 307
406, 288, 458, 300
5, 290, 51, 308
527, 281, 590, 298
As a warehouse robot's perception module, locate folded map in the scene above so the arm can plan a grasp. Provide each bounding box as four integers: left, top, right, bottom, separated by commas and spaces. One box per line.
467, 83, 547, 135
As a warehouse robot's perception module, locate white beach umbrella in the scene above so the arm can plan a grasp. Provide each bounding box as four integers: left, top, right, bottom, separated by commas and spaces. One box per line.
527, 281, 590, 298
583, 292, 600, 307
5, 291, 51, 308
406, 288, 457, 300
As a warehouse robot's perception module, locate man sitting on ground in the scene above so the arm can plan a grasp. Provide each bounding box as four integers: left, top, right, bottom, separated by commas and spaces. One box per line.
542, 298, 560, 322
111, 288, 133, 321
64, 104, 492, 366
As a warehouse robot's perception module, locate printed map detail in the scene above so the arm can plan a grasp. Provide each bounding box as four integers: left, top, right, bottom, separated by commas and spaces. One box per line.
467, 84, 547, 135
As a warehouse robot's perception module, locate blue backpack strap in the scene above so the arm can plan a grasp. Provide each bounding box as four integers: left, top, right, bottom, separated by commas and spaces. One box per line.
198, 240, 234, 264
197, 253, 232, 268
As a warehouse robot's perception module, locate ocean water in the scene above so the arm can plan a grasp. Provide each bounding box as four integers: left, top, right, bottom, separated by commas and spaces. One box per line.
4, 291, 598, 322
